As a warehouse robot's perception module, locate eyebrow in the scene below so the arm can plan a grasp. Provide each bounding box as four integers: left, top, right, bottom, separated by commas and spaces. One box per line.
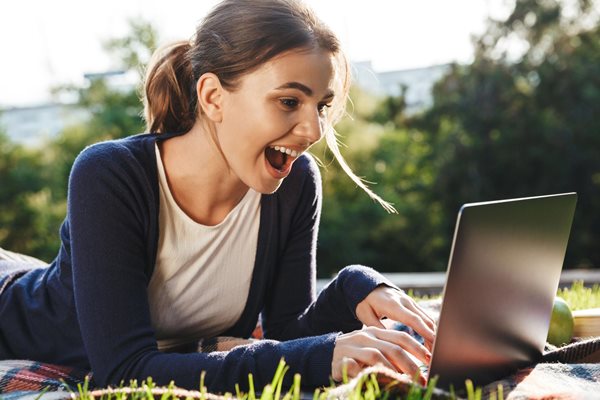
275, 82, 335, 99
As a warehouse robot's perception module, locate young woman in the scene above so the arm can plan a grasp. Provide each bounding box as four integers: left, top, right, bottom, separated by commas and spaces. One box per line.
0, 0, 435, 393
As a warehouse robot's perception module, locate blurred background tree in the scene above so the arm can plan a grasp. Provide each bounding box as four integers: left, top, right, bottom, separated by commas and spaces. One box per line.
0, 1, 598, 275
317, 0, 600, 275
407, 0, 600, 270
316, 87, 446, 273
0, 21, 155, 261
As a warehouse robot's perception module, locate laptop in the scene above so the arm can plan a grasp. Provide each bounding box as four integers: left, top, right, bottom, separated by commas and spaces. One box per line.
425, 192, 577, 390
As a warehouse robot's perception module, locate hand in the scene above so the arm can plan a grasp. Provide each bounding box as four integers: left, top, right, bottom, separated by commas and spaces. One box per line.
331, 326, 430, 385
355, 286, 436, 351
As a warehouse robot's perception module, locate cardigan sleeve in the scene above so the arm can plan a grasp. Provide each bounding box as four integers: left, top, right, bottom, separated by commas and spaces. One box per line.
261, 155, 397, 340
67, 142, 336, 392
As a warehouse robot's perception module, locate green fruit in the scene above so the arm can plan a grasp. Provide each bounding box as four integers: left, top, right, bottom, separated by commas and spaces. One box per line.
546, 296, 574, 346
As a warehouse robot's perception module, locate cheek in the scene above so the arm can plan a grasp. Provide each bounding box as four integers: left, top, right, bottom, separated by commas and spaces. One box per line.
221, 98, 290, 155
240, 111, 286, 144
225, 100, 263, 134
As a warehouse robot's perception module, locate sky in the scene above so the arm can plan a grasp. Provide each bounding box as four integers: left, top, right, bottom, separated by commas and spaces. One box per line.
0, 0, 513, 107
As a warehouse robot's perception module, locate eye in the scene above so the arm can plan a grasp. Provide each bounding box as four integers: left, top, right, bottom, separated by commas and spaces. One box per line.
280, 98, 299, 109
317, 103, 332, 115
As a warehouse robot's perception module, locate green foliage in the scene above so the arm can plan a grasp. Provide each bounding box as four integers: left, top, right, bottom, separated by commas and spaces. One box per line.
0, 130, 63, 260
368, 85, 409, 128
0, 21, 155, 260
409, 0, 600, 269
103, 19, 158, 73
557, 281, 600, 310
318, 0, 600, 276
71, 360, 305, 400
76, 77, 145, 140
318, 112, 448, 274
65, 20, 156, 142
68, 359, 506, 400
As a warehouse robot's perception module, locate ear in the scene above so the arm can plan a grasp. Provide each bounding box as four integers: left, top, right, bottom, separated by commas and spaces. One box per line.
196, 73, 224, 123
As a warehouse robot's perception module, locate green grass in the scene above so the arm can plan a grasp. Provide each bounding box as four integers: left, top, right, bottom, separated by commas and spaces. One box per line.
408, 280, 600, 311
67, 359, 507, 400
557, 281, 600, 310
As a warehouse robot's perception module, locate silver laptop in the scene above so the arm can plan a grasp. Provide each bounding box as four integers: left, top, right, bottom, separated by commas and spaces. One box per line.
427, 192, 577, 390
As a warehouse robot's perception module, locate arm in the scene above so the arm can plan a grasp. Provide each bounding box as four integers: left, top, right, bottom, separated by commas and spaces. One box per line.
68, 143, 334, 392
261, 156, 396, 340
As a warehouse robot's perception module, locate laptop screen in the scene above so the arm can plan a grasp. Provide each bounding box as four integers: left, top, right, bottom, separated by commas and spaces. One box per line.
428, 192, 577, 390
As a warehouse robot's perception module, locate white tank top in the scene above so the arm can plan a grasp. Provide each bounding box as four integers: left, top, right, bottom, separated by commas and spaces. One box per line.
148, 144, 261, 351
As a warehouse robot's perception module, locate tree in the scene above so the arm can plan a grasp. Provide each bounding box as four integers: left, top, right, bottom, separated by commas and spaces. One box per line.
0, 129, 63, 260
316, 87, 445, 276
318, 0, 600, 274
44, 20, 158, 211
54, 19, 157, 143
412, 0, 600, 268
0, 20, 159, 260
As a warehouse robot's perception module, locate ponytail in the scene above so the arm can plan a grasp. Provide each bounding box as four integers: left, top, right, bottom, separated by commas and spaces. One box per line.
143, 41, 196, 134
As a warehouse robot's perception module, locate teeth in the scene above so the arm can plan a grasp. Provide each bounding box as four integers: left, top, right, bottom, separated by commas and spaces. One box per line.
271, 145, 298, 157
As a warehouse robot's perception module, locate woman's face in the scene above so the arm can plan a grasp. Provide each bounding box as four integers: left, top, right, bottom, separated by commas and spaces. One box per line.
216, 48, 336, 194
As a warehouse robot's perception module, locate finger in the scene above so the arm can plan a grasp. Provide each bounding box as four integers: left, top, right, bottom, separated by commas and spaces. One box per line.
364, 335, 424, 382
407, 301, 436, 327
416, 370, 427, 386
360, 305, 386, 329
371, 289, 437, 340
409, 302, 437, 330
355, 328, 429, 379
342, 357, 362, 379
396, 294, 437, 330
339, 329, 427, 383
404, 303, 437, 350
424, 337, 435, 352
386, 306, 436, 346
351, 347, 396, 372
372, 328, 432, 365
333, 357, 362, 382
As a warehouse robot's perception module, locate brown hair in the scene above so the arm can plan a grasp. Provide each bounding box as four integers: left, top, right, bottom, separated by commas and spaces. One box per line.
143, 0, 395, 212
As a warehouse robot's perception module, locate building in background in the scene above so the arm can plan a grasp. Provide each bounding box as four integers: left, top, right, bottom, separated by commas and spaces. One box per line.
0, 63, 449, 147
352, 61, 450, 113
0, 103, 88, 147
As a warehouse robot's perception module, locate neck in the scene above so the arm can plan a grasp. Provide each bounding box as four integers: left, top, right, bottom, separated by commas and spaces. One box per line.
158, 121, 249, 225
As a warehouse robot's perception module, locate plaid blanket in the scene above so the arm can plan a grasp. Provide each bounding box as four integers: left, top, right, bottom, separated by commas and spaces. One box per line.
0, 360, 89, 399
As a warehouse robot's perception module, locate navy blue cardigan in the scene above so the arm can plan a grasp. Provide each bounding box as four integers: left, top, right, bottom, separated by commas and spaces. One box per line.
0, 132, 391, 392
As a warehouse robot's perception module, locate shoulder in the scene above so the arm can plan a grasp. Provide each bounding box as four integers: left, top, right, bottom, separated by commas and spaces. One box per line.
68, 133, 161, 205
71, 133, 156, 174
69, 133, 161, 190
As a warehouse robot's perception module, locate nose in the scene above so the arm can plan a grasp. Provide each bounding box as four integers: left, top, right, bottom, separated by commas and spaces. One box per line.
293, 108, 324, 144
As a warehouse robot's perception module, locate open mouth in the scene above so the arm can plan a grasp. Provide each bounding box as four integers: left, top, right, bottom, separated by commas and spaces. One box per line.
265, 145, 299, 172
